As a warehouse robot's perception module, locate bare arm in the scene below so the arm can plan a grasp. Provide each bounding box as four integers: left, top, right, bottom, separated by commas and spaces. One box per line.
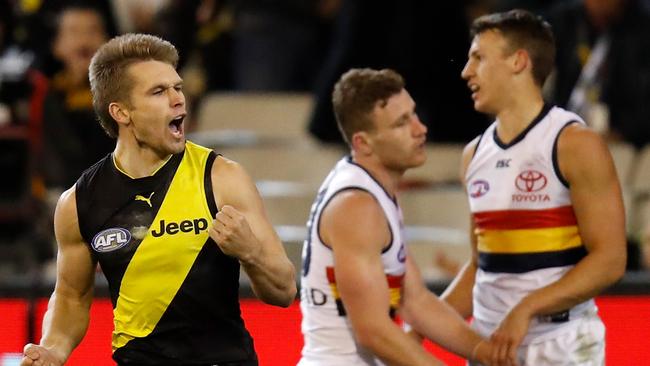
323, 190, 443, 366
441, 137, 480, 319
400, 250, 490, 364
210, 156, 296, 307
490, 125, 627, 363
22, 188, 96, 366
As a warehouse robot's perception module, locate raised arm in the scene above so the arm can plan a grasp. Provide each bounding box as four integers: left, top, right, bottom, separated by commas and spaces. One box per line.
323, 190, 443, 366
489, 124, 627, 363
22, 188, 96, 366
441, 136, 480, 318
209, 156, 296, 307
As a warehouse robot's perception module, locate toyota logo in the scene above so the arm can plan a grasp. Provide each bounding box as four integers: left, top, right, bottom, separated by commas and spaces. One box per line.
515, 170, 547, 192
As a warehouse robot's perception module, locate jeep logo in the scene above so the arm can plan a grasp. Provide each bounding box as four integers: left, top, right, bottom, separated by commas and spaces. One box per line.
151, 218, 209, 237
92, 228, 131, 252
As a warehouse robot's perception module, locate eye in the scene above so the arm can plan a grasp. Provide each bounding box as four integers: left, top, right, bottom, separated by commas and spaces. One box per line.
153, 89, 164, 95
174, 85, 183, 92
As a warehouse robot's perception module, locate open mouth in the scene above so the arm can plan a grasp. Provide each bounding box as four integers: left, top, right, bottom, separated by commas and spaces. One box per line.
169, 114, 186, 136
469, 83, 480, 98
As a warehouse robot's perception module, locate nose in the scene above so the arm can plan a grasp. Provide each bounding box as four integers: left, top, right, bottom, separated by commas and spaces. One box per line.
461, 60, 472, 80
412, 116, 428, 137
169, 87, 185, 108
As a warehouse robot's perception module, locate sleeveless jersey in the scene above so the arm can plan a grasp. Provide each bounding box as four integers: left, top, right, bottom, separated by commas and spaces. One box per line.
465, 104, 597, 344
299, 156, 407, 366
75, 141, 257, 365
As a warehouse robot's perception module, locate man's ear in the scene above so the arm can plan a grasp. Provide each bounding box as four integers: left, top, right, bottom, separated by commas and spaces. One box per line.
351, 131, 373, 156
109, 102, 131, 126
512, 49, 530, 75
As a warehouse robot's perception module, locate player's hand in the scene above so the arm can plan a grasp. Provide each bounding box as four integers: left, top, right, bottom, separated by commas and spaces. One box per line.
209, 205, 261, 262
21, 343, 64, 366
488, 305, 530, 366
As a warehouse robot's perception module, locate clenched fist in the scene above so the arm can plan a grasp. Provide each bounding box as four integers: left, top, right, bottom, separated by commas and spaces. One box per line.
21, 344, 64, 366
209, 205, 261, 263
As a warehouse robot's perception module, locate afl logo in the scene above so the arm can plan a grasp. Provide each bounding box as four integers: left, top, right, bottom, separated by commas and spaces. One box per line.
515, 170, 547, 192
470, 180, 490, 198
91, 228, 131, 252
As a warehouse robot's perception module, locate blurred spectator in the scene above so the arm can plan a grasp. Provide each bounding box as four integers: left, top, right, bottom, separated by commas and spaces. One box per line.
546, 0, 650, 148
112, 0, 167, 34
40, 5, 114, 191
155, 0, 235, 93
9, 0, 117, 77
0, 0, 51, 269
308, 0, 488, 144
230, 0, 340, 91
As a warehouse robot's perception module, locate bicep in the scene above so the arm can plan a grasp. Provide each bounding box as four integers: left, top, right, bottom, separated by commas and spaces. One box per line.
52, 189, 96, 300
333, 241, 392, 322
322, 192, 393, 325
212, 157, 282, 248
559, 128, 626, 253
462, 139, 480, 265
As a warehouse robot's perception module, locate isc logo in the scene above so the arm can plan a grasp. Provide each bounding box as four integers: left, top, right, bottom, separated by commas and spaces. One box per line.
151, 218, 209, 237
92, 228, 131, 252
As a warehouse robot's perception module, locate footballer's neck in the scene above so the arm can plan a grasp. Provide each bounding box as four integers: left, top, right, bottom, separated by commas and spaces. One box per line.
113, 140, 173, 179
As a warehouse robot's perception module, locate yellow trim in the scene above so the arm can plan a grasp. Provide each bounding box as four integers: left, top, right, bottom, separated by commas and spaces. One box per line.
477, 226, 582, 253
329, 284, 340, 299
112, 142, 212, 350
112, 153, 174, 179
388, 288, 401, 308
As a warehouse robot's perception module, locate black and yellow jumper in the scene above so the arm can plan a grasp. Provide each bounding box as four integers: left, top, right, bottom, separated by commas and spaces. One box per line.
76, 141, 257, 365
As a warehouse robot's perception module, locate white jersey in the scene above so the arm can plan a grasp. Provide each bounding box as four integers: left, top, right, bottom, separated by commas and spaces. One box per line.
299, 156, 407, 366
465, 105, 597, 344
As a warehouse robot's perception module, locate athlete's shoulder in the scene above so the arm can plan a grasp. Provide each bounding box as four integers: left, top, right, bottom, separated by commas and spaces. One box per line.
75, 153, 113, 194
547, 105, 585, 125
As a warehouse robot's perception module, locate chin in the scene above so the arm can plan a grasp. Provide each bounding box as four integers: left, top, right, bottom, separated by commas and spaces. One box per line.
474, 100, 487, 113
168, 139, 186, 154
474, 100, 497, 116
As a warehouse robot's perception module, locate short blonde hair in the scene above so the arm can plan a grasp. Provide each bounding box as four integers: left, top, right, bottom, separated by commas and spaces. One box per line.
89, 33, 178, 137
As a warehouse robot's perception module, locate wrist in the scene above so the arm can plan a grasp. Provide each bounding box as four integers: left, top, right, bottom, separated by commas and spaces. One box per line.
40, 343, 68, 364
238, 244, 263, 267
471, 339, 486, 362
516, 296, 538, 319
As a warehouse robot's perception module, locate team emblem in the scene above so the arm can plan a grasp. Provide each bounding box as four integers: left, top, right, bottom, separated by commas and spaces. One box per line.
515, 170, 547, 192
470, 180, 490, 198
91, 228, 131, 252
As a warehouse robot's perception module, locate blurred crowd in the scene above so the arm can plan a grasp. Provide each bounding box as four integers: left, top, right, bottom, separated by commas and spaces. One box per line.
2, 0, 650, 277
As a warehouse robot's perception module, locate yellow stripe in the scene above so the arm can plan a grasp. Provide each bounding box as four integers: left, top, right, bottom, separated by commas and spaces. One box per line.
389, 288, 401, 308
112, 154, 173, 179
329, 284, 340, 299
477, 225, 582, 253
112, 142, 213, 350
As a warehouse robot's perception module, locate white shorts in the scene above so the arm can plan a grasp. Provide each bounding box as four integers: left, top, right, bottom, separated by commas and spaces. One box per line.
469, 311, 605, 366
